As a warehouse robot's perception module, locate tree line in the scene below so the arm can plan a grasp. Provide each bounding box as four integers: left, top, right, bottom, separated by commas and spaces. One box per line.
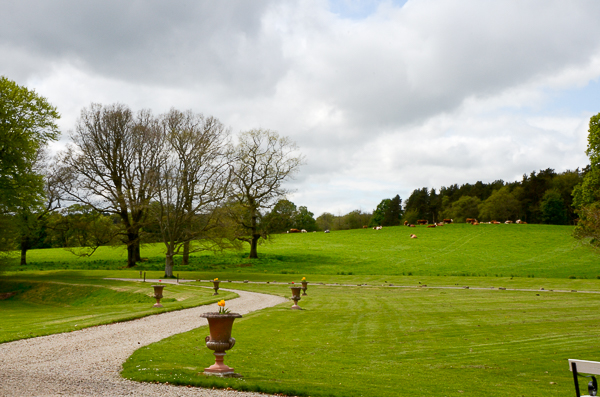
402, 168, 583, 225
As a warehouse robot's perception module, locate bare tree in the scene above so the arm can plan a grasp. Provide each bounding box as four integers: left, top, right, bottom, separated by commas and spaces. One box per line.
228, 129, 303, 258
153, 109, 232, 277
57, 103, 164, 267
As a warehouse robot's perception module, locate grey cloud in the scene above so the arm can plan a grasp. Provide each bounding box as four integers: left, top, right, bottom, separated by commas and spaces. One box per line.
0, 0, 288, 95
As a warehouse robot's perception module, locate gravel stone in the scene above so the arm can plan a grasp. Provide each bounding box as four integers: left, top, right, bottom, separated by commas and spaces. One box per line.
0, 288, 286, 397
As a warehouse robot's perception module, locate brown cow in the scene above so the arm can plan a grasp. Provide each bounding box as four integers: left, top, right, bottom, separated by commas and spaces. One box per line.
363, 225, 368, 229
404, 221, 409, 226
427, 224, 437, 228
289, 229, 300, 233
417, 219, 428, 225
443, 219, 453, 224
465, 218, 478, 224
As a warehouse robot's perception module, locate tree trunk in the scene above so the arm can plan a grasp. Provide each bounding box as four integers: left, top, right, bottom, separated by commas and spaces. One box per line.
249, 234, 259, 259
249, 207, 259, 259
20, 245, 28, 266
164, 252, 174, 278
134, 240, 142, 263
182, 241, 189, 266
126, 231, 141, 268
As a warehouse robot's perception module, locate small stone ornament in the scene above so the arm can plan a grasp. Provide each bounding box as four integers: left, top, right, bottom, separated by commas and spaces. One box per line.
152, 285, 164, 308
290, 286, 302, 310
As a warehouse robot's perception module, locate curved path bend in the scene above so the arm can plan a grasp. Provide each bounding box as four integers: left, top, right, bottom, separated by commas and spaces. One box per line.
0, 287, 286, 397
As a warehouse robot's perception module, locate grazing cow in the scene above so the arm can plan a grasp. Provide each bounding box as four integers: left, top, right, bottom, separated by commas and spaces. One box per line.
404, 221, 409, 226
363, 225, 368, 229
324, 229, 330, 233
492, 221, 500, 225
410, 234, 417, 238
516, 219, 527, 224
505, 220, 513, 224
409, 224, 416, 227
443, 219, 453, 224
436, 222, 444, 226
301, 229, 307, 233
417, 219, 428, 225
427, 224, 437, 228
465, 218, 475, 224
289, 228, 301, 233
373, 226, 383, 230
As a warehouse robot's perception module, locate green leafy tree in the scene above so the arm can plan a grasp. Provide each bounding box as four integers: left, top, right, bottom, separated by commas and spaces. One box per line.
264, 199, 298, 233
573, 112, 600, 249
0, 76, 60, 212
370, 199, 389, 226
316, 212, 335, 231
447, 196, 481, 223
294, 206, 317, 231
383, 194, 402, 226
540, 189, 568, 225
478, 186, 521, 221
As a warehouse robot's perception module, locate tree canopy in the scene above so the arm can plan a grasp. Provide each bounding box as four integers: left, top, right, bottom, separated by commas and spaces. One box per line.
0, 76, 60, 212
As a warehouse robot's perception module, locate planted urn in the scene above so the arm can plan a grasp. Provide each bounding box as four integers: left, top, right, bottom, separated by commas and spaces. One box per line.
290, 286, 302, 310
212, 278, 220, 295
200, 300, 242, 376
152, 285, 164, 308
301, 277, 308, 296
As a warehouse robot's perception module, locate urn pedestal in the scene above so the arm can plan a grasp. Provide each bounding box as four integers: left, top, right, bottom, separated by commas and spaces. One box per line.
152, 285, 164, 308
200, 313, 242, 376
301, 281, 308, 296
290, 286, 302, 310
212, 281, 220, 295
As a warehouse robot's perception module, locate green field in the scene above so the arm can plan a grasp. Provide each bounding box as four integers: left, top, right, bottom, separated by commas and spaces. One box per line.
15, 224, 600, 279
123, 282, 600, 397
2, 224, 600, 396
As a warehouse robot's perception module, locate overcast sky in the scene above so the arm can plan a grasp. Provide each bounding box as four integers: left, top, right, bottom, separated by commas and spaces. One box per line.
2, 0, 600, 216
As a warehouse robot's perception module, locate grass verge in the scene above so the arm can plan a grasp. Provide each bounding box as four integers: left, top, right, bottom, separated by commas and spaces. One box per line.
123, 283, 600, 397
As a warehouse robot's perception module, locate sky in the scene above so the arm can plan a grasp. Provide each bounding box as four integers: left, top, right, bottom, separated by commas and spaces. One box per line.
2, 0, 600, 216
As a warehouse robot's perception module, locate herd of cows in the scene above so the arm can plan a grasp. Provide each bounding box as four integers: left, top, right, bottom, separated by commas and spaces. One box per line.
286, 218, 528, 234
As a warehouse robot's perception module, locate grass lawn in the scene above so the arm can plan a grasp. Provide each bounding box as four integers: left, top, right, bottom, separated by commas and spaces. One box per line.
14, 224, 599, 279
123, 283, 600, 397
3, 223, 600, 396
0, 272, 236, 343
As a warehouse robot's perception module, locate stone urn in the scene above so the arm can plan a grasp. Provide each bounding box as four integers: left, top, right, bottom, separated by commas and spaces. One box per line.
200, 312, 242, 375
152, 285, 164, 308
290, 286, 302, 310
301, 281, 308, 296
212, 280, 220, 295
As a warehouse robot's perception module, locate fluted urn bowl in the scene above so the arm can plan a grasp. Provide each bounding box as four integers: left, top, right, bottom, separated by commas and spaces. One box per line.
290, 286, 302, 310
301, 281, 308, 296
152, 285, 164, 308
200, 312, 242, 375
212, 281, 220, 295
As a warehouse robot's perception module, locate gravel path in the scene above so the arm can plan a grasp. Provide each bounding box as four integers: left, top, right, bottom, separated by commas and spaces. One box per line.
0, 287, 287, 397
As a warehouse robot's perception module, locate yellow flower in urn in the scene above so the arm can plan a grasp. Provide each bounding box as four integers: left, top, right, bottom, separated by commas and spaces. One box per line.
217, 299, 230, 314
214, 278, 218, 281
301, 277, 306, 282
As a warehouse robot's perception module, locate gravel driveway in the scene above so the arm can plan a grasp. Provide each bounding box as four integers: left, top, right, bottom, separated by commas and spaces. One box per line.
0, 286, 287, 397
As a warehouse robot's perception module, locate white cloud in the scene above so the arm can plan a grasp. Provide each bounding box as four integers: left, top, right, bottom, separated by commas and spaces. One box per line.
2, 0, 599, 215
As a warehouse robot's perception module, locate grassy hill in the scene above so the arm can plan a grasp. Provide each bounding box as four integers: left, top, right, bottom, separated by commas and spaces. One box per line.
19, 223, 599, 279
